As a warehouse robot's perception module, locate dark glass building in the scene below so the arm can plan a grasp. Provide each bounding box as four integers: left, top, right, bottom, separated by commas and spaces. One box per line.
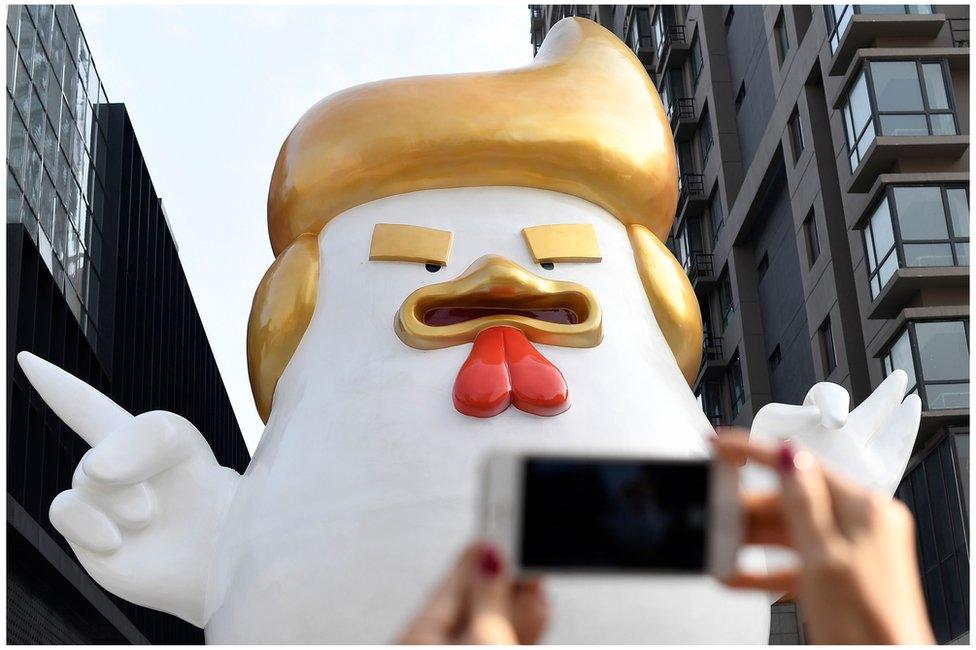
531, 4, 969, 644
7, 5, 250, 643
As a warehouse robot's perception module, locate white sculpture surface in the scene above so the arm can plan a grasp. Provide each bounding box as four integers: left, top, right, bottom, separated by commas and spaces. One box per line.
19, 187, 920, 644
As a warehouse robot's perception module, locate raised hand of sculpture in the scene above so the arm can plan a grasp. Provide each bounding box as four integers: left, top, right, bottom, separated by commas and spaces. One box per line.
17, 18, 919, 644
17, 352, 241, 627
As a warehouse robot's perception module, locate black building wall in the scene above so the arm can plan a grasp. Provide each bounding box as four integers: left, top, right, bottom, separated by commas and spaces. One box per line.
6, 103, 250, 644
750, 163, 815, 406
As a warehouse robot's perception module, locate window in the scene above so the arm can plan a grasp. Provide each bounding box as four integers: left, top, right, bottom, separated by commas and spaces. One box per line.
690, 36, 703, 87
774, 10, 790, 65
819, 316, 837, 376
652, 7, 666, 58
788, 106, 804, 162
628, 7, 653, 56
825, 5, 933, 54
662, 68, 686, 120
709, 191, 725, 244
883, 320, 969, 410
734, 82, 746, 114
863, 185, 969, 299
728, 351, 745, 418
718, 269, 734, 329
697, 380, 724, 426
841, 60, 957, 173
757, 252, 769, 280
804, 209, 820, 266
768, 345, 782, 372
698, 110, 713, 165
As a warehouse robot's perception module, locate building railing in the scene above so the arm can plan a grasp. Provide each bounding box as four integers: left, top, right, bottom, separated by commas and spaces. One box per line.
679, 172, 705, 197
685, 251, 714, 280
702, 334, 723, 361
949, 17, 969, 47
669, 96, 695, 123
665, 24, 686, 47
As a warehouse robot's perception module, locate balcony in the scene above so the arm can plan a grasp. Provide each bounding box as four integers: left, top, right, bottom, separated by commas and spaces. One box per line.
828, 12, 947, 76
949, 17, 969, 47
677, 172, 708, 223
669, 97, 696, 139
656, 24, 691, 74
847, 136, 970, 193
684, 252, 716, 289
868, 267, 969, 320
695, 335, 725, 385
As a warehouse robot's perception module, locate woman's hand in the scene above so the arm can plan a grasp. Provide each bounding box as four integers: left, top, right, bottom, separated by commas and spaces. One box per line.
713, 431, 934, 645
397, 542, 548, 644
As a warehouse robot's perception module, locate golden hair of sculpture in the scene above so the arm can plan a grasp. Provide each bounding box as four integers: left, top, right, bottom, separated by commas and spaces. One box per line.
247, 18, 703, 423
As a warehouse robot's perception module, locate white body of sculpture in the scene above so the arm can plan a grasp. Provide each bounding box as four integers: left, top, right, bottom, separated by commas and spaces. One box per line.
20, 187, 921, 644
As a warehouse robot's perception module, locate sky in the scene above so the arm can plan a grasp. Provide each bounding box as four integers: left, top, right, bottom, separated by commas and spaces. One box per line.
75, 4, 534, 452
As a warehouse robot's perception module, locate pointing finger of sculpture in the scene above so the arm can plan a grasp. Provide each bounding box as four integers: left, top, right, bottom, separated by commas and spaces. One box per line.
83, 411, 198, 485
845, 369, 909, 447
72, 457, 155, 528
49, 490, 122, 554
16, 351, 132, 447
866, 394, 921, 494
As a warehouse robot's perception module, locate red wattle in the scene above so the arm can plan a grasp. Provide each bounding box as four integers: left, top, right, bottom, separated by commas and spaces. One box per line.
452, 326, 570, 418
501, 327, 571, 416
453, 327, 512, 417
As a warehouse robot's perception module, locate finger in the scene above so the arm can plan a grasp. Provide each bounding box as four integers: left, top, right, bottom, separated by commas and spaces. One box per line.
17, 351, 132, 446
742, 492, 791, 547
49, 490, 122, 554
845, 369, 909, 447
802, 382, 850, 430
711, 434, 780, 469
398, 544, 477, 643
463, 545, 518, 644
512, 578, 548, 645
722, 569, 799, 593
83, 411, 200, 485
778, 447, 841, 556
866, 395, 921, 495
72, 457, 155, 528
750, 403, 823, 442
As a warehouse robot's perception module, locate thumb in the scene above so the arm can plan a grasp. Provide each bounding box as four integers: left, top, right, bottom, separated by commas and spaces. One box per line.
462, 544, 518, 644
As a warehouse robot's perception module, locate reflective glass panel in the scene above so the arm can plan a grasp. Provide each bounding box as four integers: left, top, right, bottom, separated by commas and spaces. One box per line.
903, 243, 953, 267
859, 5, 908, 13
869, 197, 895, 263
880, 114, 928, 136
878, 253, 898, 290
925, 383, 969, 410
916, 321, 968, 381
871, 61, 924, 111
888, 328, 917, 390
945, 189, 969, 237
929, 114, 956, 136
952, 243, 968, 266
893, 186, 948, 239
921, 63, 949, 110
848, 71, 873, 135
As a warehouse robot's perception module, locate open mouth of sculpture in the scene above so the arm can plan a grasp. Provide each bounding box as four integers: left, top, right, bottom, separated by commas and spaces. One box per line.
422, 304, 581, 327
395, 255, 602, 350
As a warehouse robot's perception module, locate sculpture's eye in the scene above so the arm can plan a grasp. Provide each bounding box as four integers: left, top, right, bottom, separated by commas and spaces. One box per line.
540, 262, 555, 270
522, 224, 602, 264
368, 223, 453, 267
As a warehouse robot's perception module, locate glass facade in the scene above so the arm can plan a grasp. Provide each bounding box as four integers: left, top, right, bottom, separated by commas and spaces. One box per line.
728, 351, 745, 418
896, 431, 969, 644
883, 320, 970, 411
826, 5, 934, 54
841, 59, 956, 172
863, 185, 969, 299
6, 5, 108, 350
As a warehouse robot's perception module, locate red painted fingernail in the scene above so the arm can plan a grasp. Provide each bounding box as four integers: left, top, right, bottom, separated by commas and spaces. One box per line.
479, 545, 503, 578
778, 443, 796, 474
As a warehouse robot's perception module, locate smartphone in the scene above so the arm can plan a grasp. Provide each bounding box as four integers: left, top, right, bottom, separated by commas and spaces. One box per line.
481, 451, 741, 578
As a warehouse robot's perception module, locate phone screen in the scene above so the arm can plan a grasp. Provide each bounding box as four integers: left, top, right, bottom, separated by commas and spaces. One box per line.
519, 457, 709, 572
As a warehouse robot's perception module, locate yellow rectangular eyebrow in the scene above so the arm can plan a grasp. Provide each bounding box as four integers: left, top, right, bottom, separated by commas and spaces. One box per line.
522, 224, 602, 263
369, 223, 453, 266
